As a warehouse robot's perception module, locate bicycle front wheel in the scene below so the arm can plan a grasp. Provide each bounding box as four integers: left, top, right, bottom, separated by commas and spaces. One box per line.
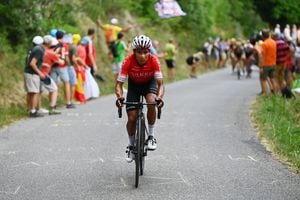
140, 120, 146, 176
135, 118, 143, 188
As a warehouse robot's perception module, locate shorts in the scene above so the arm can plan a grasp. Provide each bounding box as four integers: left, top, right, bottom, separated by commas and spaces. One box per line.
112, 62, 122, 74
165, 59, 175, 69
260, 66, 275, 80
24, 73, 40, 93
68, 66, 77, 86
40, 76, 57, 93
126, 78, 157, 111
50, 67, 70, 83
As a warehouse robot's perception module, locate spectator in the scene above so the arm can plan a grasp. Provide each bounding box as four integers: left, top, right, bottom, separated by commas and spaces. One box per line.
164, 39, 177, 81
24, 36, 46, 117
50, 30, 75, 109
274, 24, 281, 35
40, 35, 65, 115
185, 51, 204, 78
111, 32, 128, 82
74, 36, 89, 103
96, 18, 132, 47
259, 29, 279, 95
272, 32, 289, 91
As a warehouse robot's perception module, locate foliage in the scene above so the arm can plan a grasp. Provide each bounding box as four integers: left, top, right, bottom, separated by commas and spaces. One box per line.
0, 0, 77, 48
252, 95, 300, 170
252, 0, 300, 26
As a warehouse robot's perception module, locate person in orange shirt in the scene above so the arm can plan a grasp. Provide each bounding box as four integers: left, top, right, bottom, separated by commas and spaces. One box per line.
260, 29, 279, 95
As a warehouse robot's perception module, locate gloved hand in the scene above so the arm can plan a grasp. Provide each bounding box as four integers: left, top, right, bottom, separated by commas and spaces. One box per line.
115, 97, 125, 108
155, 98, 164, 108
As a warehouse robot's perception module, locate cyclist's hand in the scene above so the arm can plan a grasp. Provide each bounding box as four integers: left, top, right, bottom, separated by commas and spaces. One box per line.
116, 97, 125, 108
155, 98, 164, 108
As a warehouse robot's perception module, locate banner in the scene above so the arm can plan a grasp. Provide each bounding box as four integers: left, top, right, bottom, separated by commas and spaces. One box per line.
154, 0, 186, 19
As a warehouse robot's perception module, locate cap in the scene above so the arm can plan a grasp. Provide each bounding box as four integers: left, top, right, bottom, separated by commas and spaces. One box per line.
111, 18, 119, 25
51, 37, 58, 46
32, 36, 43, 45
72, 34, 81, 44
81, 36, 90, 45
43, 35, 53, 45
56, 30, 65, 39
50, 29, 57, 37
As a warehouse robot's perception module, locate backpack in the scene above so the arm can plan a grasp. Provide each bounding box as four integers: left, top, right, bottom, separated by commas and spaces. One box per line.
110, 41, 120, 58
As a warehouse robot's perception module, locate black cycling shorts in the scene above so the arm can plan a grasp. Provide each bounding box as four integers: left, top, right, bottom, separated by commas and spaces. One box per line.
126, 78, 157, 111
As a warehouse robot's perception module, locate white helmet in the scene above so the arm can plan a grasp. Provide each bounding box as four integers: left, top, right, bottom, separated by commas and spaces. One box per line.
131, 35, 152, 50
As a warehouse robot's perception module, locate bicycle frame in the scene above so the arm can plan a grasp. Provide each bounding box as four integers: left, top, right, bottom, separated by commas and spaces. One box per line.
118, 96, 161, 188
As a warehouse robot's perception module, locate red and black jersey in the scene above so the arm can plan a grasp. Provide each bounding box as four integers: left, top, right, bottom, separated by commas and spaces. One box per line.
117, 54, 163, 84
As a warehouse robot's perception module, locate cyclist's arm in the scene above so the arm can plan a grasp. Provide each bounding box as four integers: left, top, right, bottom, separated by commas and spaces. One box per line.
156, 78, 164, 99
115, 81, 124, 99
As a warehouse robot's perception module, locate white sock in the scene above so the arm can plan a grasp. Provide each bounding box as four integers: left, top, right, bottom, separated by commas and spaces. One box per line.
148, 124, 155, 137
128, 135, 135, 146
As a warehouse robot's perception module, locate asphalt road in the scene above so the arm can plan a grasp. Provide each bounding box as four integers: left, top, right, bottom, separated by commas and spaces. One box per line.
0, 68, 299, 200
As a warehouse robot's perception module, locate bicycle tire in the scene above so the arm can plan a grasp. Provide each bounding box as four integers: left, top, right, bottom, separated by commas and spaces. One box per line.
135, 118, 142, 188
140, 118, 146, 176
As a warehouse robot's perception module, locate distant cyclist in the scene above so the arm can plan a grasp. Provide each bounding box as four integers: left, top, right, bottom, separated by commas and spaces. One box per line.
115, 35, 165, 162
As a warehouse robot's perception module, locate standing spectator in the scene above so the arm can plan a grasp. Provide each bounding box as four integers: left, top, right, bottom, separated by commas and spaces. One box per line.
68, 34, 82, 102
41, 35, 65, 115
272, 32, 289, 91
164, 39, 177, 81
284, 24, 291, 41
259, 29, 279, 95
50, 30, 75, 109
24, 36, 46, 117
75, 36, 89, 103
111, 32, 128, 82
274, 24, 281, 35
285, 39, 296, 88
85, 29, 97, 76
291, 24, 298, 45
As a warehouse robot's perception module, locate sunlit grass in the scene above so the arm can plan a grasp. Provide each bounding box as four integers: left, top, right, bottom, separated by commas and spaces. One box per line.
252, 95, 300, 171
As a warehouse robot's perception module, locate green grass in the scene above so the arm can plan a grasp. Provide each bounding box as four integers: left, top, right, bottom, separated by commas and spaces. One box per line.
252, 94, 300, 172
0, 105, 28, 128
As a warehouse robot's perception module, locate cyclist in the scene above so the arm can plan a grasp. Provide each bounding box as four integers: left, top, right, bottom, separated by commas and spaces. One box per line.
115, 35, 164, 162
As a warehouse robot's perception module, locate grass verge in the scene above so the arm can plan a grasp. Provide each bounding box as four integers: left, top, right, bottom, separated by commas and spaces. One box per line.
251, 94, 300, 173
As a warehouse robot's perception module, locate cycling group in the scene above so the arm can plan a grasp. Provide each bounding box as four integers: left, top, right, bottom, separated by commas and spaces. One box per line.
115, 35, 165, 163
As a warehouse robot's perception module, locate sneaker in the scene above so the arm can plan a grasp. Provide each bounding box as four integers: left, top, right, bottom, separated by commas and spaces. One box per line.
125, 145, 135, 163
37, 108, 49, 114
147, 136, 157, 151
29, 111, 44, 118
49, 108, 61, 115
66, 103, 76, 109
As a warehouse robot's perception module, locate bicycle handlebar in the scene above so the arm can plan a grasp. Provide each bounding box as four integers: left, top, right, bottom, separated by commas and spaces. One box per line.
118, 101, 162, 119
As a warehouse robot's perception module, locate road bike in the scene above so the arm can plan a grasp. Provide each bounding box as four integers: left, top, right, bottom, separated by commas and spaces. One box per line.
118, 96, 161, 188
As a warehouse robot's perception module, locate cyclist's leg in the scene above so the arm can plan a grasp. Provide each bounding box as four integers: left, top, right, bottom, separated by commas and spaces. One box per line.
144, 78, 158, 150
126, 79, 140, 146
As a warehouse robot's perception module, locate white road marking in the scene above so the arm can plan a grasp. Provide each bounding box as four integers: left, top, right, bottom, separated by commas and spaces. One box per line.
0, 186, 21, 195
120, 178, 127, 187
228, 155, 258, 162
177, 172, 191, 186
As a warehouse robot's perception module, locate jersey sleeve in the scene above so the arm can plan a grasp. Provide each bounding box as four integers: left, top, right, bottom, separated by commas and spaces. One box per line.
152, 55, 163, 79
117, 55, 130, 82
